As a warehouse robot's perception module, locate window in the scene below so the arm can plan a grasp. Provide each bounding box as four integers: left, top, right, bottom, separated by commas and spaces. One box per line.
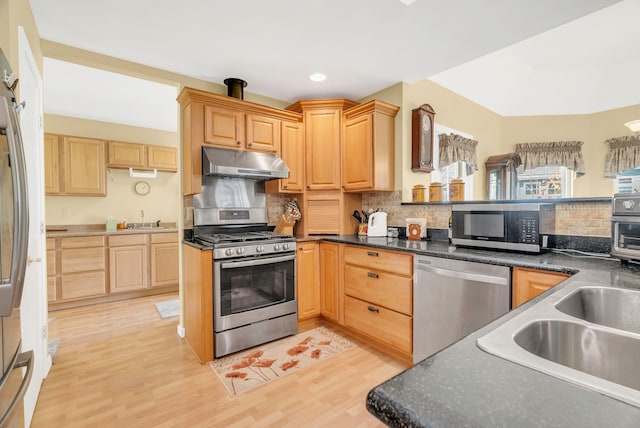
516, 166, 573, 199
431, 124, 474, 201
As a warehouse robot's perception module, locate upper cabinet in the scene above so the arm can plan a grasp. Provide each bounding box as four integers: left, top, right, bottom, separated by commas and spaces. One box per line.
178, 87, 302, 195
287, 99, 357, 191
266, 120, 305, 194
107, 141, 178, 172
342, 100, 399, 192
44, 134, 106, 196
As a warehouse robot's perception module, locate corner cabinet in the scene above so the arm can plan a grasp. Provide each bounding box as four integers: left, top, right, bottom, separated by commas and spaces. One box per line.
178, 87, 302, 195
44, 134, 106, 196
512, 267, 570, 308
342, 100, 399, 192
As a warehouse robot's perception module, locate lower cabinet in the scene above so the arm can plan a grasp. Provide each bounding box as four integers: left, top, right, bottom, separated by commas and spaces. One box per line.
296, 242, 320, 320
48, 232, 179, 309
319, 242, 343, 323
512, 267, 570, 308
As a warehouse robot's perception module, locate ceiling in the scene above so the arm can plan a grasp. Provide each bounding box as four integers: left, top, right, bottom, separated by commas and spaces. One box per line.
29, 0, 639, 127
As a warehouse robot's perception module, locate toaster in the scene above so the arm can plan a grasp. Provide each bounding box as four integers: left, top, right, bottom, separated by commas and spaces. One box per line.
367, 212, 388, 237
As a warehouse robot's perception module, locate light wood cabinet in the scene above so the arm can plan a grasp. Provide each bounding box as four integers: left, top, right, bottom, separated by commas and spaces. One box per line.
266, 120, 305, 194
296, 242, 320, 320
319, 242, 343, 323
342, 100, 399, 192
287, 99, 357, 190
183, 243, 214, 364
512, 267, 570, 308
44, 134, 60, 194
301, 190, 362, 235
44, 134, 106, 196
107, 141, 178, 172
46, 238, 57, 302
109, 234, 148, 293
150, 233, 179, 288
343, 245, 413, 356
58, 236, 106, 301
178, 87, 302, 195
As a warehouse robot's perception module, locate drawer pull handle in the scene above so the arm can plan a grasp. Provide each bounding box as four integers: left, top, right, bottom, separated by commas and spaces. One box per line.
367, 272, 379, 279
367, 251, 378, 257
367, 305, 380, 313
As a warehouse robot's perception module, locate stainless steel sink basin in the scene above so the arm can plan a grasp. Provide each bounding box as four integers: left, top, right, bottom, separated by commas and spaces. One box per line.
514, 320, 640, 392
477, 280, 640, 408
555, 287, 640, 334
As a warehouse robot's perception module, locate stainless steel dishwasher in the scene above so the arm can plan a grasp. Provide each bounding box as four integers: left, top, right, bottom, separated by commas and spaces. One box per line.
413, 255, 510, 363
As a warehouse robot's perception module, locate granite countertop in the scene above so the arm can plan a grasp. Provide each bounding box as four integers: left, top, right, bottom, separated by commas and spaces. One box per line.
46, 223, 179, 238
313, 236, 640, 427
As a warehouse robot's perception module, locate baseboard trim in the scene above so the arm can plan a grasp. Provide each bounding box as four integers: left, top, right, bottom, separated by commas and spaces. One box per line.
177, 324, 185, 338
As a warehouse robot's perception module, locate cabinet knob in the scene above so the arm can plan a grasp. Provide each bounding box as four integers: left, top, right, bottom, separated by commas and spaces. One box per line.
367, 305, 380, 313
306, 185, 310, 189
236, 141, 241, 145
283, 185, 288, 189
248, 142, 253, 147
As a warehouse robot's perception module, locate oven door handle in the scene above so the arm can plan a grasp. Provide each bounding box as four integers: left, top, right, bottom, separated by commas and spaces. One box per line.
220, 254, 296, 269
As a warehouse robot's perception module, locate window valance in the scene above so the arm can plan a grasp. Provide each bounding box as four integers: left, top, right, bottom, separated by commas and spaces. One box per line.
437, 133, 478, 175
604, 135, 640, 178
515, 141, 585, 177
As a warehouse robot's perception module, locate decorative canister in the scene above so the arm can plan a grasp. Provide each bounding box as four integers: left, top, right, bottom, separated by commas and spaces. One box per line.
429, 182, 443, 202
449, 179, 465, 202
412, 184, 426, 202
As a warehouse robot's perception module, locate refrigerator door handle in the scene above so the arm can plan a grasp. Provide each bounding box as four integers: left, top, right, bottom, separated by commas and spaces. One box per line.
0, 350, 34, 427
0, 96, 29, 316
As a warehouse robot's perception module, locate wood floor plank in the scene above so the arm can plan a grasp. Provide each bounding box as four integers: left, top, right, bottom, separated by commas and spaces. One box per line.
32, 293, 408, 427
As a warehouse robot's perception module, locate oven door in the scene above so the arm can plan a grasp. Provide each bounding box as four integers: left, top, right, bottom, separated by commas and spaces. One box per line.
612, 216, 640, 260
214, 253, 297, 331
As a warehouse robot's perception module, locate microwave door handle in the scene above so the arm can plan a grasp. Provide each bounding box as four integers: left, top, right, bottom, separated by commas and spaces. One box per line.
0, 96, 29, 316
221, 254, 295, 269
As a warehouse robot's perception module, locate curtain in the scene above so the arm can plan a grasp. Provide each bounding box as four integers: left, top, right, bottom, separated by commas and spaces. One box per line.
515, 141, 585, 177
437, 133, 478, 175
604, 135, 640, 178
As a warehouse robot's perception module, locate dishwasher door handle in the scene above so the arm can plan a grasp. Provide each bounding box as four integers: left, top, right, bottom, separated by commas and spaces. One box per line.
417, 264, 509, 286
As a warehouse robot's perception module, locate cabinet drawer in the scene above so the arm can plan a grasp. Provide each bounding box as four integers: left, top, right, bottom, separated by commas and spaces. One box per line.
61, 271, 106, 300
344, 296, 412, 354
61, 247, 105, 273
60, 235, 105, 249
151, 232, 178, 244
109, 234, 147, 246
344, 245, 412, 276
344, 265, 412, 315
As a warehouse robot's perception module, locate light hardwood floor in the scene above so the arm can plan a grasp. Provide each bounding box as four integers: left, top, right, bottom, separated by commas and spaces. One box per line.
32, 293, 409, 427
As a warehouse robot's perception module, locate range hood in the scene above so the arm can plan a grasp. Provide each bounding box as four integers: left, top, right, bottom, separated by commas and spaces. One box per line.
202, 146, 289, 180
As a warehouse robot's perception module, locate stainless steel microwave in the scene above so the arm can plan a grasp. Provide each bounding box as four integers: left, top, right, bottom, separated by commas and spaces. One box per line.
451, 203, 550, 253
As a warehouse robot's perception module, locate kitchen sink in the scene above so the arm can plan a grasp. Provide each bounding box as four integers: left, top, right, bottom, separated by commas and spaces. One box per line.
477, 280, 640, 408
555, 287, 640, 334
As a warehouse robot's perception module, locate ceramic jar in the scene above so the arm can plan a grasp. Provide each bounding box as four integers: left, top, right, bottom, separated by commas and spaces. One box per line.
429, 182, 443, 202
412, 184, 426, 202
449, 179, 465, 202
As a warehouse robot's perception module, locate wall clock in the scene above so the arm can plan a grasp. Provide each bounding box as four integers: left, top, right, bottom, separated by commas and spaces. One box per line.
411, 104, 436, 172
134, 181, 151, 196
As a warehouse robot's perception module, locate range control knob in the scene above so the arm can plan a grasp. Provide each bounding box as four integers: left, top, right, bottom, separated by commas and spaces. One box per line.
256, 245, 265, 253
224, 248, 234, 256
283, 243, 290, 250
623, 200, 635, 210
274, 244, 282, 251
236, 247, 245, 255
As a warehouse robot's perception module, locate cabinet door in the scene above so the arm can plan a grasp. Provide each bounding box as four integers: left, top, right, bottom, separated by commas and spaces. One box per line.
305, 192, 341, 234
44, 134, 60, 194
319, 242, 342, 323
109, 245, 148, 293
147, 146, 178, 171
61, 271, 106, 300
62, 137, 106, 195
204, 105, 245, 148
280, 121, 304, 192
342, 114, 373, 191
305, 109, 341, 190
296, 242, 320, 320
246, 114, 280, 153
150, 243, 179, 287
512, 267, 569, 308
107, 141, 146, 168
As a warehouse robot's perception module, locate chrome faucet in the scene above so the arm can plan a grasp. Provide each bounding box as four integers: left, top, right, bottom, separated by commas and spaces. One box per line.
141, 209, 145, 225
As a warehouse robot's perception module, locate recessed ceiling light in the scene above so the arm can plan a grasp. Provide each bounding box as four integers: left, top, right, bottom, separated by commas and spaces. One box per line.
399, 0, 417, 5
309, 73, 326, 82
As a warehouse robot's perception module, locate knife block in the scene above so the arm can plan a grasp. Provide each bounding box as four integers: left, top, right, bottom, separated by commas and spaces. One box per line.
274, 214, 295, 235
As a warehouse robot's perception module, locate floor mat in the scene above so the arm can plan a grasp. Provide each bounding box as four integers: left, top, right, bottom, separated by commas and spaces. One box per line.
154, 300, 179, 319
48, 338, 60, 363
209, 326, 356, 395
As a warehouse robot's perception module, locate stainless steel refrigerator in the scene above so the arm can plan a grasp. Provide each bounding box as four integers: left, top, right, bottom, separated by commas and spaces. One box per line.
0, 47, 33, 427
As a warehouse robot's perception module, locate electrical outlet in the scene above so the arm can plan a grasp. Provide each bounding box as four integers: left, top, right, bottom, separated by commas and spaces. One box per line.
62, 207, 70, 218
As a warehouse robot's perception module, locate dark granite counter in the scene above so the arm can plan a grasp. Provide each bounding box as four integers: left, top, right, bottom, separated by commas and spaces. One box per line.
310, 235, 640, 427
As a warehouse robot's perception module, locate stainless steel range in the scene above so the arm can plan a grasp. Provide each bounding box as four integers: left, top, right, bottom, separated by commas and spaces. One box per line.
192, 173, 297, 358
